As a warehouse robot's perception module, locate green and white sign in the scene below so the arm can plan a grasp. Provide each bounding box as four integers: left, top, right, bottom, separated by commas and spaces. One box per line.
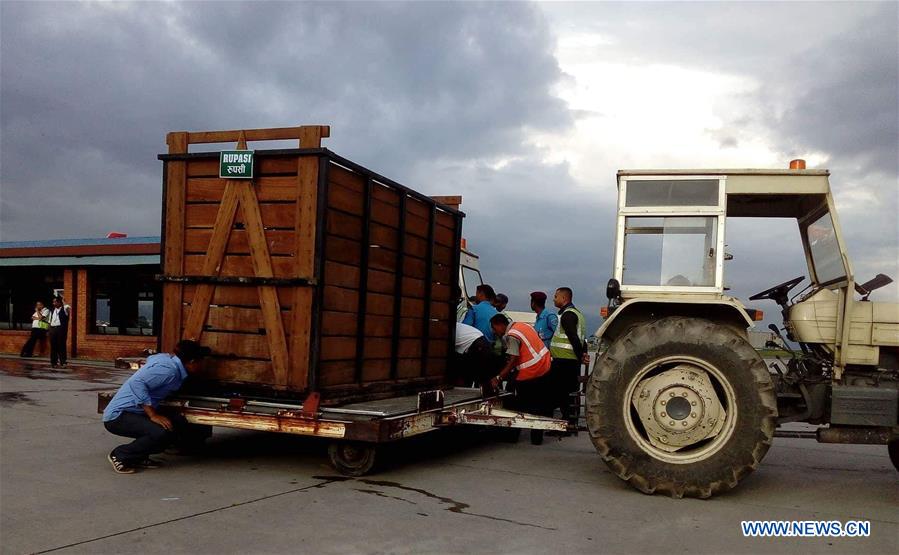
219, 150, 254, 178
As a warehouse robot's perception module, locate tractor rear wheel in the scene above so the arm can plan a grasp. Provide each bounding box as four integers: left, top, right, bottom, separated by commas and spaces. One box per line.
586, 316, 777, 498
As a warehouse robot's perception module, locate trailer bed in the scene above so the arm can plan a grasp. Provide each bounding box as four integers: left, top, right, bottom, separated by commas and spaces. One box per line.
99, 385, 566, 477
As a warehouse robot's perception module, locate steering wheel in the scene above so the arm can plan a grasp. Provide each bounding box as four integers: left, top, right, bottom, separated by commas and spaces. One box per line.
748, 276, 805, 305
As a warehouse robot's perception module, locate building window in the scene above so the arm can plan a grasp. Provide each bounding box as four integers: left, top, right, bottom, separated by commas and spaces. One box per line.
0, 269, 63, 330
90, 266, 159, 336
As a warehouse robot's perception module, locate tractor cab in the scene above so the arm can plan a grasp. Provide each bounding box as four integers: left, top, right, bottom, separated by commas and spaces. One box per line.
602, 162, 898, 376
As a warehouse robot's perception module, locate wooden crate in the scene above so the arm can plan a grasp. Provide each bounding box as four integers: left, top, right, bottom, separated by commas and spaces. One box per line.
158, 126, 462, 404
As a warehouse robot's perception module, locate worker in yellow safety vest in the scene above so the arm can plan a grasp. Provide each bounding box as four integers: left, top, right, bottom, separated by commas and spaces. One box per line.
549, 287, 587, 429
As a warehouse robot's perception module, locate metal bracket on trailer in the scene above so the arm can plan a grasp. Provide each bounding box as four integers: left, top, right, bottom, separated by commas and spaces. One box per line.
436, 402, 568, 431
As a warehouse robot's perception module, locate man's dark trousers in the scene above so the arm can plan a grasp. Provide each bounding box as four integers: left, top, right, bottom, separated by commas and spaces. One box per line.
104, 412, 177, 463
552, 358, 581, 425
20, 328, 46, 357
105, 412, 209, 463
48, 326, 67, 365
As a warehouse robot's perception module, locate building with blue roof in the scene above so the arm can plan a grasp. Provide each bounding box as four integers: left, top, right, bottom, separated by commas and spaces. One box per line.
0, 235, 161, 360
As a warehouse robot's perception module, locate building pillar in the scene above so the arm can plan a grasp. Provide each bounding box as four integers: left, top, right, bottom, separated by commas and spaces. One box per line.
65, 268, 77, 358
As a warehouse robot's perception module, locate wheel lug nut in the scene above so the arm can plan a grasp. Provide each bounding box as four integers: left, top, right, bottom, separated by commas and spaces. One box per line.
691, 401, 697, 406
681, 421, 687, 426
661, 412, 667, 418
669, 421, 675, 426
681, 392, 688, 397
669, 392, 675, 397
690, 412, 696, 418
661, 400, 667, 406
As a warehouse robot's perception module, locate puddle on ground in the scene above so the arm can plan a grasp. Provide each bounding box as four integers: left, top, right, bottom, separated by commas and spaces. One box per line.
0, 392, 40, 406
0, 360, 129, 384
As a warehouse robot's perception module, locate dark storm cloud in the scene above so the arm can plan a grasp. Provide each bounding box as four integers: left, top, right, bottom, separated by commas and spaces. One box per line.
548, 1, 897, 177
0, 1, 570, 240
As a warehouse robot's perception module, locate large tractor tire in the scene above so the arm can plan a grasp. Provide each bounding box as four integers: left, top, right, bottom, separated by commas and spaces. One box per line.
586, 316, 777, 498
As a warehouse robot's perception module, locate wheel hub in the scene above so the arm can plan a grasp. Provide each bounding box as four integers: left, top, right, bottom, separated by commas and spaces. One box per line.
632, 364, 726, 452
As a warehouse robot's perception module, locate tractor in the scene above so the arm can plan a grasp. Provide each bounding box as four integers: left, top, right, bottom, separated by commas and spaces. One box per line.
588, 161, 899, 498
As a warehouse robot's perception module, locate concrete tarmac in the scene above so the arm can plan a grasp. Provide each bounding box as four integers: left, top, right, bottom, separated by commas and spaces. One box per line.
1, 358, 896, 554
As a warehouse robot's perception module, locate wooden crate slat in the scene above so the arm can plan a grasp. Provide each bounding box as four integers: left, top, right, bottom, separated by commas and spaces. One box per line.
317, 360, 357, 386
183, 284, 294, 308
161, 132, 188, 352
328, 164, 365, 193
326, 210, 363, 241
183, 254, 296, 278
198, 358, 274, 384
185, 203, 296, 229
369, 223, 399, 249
361, 359, 392, 382
184, 228, 295, 256
396, 358, 424, 379
327, 182, 364, 215
199, 330, 271, 358
320, 336, 357, 361
323, 261, 360, 289
367, 268, 396, 295
186, 177, 298, 202
323, 286, 359, 313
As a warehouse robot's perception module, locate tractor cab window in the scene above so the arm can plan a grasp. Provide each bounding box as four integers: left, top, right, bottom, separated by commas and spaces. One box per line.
805, 211, 846, 284
625, 180, 719, 207
623, 216, 718, 287
460, 265, 483, 302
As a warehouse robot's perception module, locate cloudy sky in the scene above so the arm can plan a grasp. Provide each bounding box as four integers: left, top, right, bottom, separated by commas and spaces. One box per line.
2, 1, 897, 330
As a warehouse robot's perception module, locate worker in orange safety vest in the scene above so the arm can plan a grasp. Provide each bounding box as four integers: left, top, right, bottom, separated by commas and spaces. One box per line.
488, 313, 554, 444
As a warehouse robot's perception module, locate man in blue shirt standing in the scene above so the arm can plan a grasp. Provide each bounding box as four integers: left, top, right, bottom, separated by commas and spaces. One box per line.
103, 340, 210, 474
462, 284, 499, 341
530, 291, 558, 349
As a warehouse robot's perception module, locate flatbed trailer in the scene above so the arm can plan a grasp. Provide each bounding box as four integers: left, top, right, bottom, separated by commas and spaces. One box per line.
98, 387, 567, 475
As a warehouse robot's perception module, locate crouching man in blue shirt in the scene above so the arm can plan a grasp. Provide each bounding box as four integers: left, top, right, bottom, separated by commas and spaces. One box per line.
102, 340, 211, 474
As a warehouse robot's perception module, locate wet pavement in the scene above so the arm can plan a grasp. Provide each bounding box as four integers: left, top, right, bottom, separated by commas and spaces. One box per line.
1, 357, 896, 554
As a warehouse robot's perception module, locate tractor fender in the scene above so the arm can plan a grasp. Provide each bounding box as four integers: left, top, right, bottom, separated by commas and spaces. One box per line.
596, 298, 755, 342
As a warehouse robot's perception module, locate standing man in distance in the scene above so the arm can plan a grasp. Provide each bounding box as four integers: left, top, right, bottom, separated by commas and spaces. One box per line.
462, 284, 499, 341
491, 293, 513, 353
492, 293, 509, 314
102, 339, 211, 474
20, 300, 50, 357
550, 287, 588, 429
48, 296, 71, 368
530, 291, 558, 350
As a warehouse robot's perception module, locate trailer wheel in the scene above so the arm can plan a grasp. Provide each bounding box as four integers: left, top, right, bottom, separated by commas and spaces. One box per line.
328, 442, 378, 477
889, 441, 899, 472
586, 316, 776, 498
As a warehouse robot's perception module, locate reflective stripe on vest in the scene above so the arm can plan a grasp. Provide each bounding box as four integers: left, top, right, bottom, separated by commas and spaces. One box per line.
550, 306, 586, 360
507, 322, 551, 380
